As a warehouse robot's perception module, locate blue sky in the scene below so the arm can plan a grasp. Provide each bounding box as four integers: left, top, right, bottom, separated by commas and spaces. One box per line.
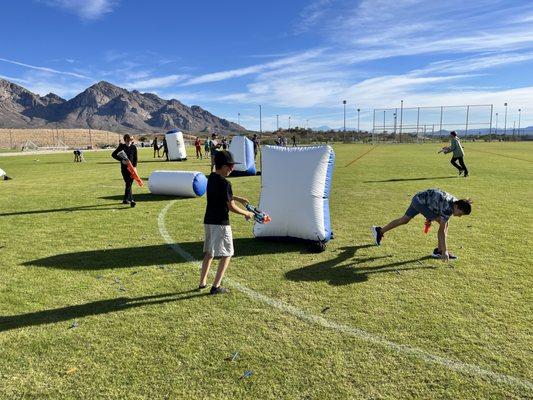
1, 0, 533, 131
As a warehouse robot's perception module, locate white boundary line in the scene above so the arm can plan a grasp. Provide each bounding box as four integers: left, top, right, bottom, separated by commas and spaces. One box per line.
158, 201, 532, 392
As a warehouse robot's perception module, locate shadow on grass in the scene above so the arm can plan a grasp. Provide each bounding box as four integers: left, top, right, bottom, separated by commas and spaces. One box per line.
96, 159, 171, 165
0, 290, 207, 332
23, 239, 305, 270
0, 203, 128, 217
100, 193, 190, 202
364, 176, 456, 183
285, 245, 435, 285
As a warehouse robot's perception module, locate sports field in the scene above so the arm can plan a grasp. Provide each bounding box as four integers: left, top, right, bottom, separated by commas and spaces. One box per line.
0, 142, 531, 399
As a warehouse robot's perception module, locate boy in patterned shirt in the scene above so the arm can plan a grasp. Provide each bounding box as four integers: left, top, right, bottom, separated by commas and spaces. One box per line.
372, 189, 472, 261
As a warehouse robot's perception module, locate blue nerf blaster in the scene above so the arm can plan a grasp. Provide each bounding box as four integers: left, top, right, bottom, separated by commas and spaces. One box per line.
245, 204, 271, 224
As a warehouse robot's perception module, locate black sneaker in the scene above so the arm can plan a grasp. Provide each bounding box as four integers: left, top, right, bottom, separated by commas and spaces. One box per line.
432, 248, 458, 260
464, 172, 469, 178
371, 226, 384, 246
198, 284, 207, 291
122, 200, 129, 204
210, 286, 229, 295
130, 201, 136, 208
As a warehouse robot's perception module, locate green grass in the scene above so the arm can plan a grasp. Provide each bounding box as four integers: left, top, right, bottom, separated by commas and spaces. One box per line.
0, 143, 532, 399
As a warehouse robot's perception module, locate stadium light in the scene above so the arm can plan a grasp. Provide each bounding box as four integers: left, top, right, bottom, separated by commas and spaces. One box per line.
518, 108, 522, 135
503, 102, 508, 135
357, 108, 360, 132
495, 112, 499, 134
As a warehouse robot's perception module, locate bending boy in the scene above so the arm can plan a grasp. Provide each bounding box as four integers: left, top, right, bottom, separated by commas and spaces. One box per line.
372, 189, 472, 261
200, 150, 254, 294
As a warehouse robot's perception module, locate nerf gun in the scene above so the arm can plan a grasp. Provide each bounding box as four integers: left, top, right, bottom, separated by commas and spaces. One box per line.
117, 150, 144, 187
245, 204, 271, 224
438, 146, 451, 154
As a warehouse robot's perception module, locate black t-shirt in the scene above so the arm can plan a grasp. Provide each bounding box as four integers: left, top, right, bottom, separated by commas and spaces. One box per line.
203, 173, 233, 225
111, 143, 138, 171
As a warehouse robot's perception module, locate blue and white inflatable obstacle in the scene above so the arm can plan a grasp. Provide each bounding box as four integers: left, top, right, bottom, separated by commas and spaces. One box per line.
148, 170, 207, 197
253, 145, 335, 242
165, 130, 187, 161
228, 135, 256, 176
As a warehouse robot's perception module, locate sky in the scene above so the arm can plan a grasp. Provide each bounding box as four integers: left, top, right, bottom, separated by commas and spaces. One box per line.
1, 0, 533, 131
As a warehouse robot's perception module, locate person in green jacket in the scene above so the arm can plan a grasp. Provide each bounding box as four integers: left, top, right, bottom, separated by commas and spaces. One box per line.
443, 131, 468, 177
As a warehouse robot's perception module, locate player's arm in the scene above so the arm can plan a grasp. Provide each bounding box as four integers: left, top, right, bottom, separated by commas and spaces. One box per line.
436, 217, 449, 262
227, 200, 253, 220
232, 195, 249, 206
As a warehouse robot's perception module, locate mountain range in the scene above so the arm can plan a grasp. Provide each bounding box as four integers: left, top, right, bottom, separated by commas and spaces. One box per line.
0, 78, 245, 135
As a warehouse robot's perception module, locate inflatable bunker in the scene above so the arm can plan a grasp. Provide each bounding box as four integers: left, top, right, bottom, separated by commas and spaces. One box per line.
148, 170, 207, 197
165, 130, 187, 161
253, 145, 335, 242
228, 135, 256, 176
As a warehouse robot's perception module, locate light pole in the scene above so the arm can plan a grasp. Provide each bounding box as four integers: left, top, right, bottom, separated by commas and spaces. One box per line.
357, 108, 360, 132
503, 102, 508, 135
289, 116, 291, 130
383, 110, 386, 135
276, 114, 279, 131
518, 108, 522, 136
259, 105, 262, 135
238, 112, 240, 126
306, 119, 309, 130
342, 100, 347, 142
399, 100, 404, 143
495, 112, 499, 135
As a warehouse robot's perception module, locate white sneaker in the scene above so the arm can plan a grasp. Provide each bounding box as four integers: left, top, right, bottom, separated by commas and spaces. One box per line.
371, 226, 383, 246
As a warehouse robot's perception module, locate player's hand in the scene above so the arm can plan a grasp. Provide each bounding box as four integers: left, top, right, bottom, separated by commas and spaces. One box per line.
245, 212, 253, 221
121, 160, 128, 165
441, 251, 450, 262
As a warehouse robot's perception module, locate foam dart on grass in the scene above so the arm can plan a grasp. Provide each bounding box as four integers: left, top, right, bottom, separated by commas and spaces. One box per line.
239, 370, 253, 379
245, 204, 271, 224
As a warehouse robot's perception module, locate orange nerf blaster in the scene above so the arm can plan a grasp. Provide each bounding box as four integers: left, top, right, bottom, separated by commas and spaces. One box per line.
423, 219, 431, 234
117, 150, 144, 187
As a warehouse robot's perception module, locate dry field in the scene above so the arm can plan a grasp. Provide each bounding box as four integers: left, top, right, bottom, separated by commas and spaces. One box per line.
0, 129, 214, 150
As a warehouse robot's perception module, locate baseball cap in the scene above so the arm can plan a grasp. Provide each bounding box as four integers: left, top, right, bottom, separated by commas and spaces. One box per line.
215, 150, 240, 167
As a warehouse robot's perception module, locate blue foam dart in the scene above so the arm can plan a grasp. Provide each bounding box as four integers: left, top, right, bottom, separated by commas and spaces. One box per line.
240, 370, 253, 379
245, 204, 271, 224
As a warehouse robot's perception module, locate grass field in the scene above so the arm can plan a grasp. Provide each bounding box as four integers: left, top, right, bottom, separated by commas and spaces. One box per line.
0, 142, 531, 399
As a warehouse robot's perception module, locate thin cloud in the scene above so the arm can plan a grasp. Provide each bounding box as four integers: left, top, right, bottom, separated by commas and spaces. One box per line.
0, 57, 91, 79
41, 0, 118, 20
182, 49, 325, 86
123, 74, 189, 90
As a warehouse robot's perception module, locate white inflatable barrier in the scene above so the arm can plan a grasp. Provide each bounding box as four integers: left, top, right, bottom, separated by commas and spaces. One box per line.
0, 168, 6, 178
228, 135, 256, 175
253, 145, 335, 242
148, 170, 207, 197
165, 130, 187, 161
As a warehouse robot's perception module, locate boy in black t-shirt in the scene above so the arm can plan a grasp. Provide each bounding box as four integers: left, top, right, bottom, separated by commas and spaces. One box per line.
111, 134, 138, 207
200, 150, 254, 295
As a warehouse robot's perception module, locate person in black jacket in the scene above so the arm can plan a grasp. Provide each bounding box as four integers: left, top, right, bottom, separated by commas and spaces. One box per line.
111, 134, 138, 208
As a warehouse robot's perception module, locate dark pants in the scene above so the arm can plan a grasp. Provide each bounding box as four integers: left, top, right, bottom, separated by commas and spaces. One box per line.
451, 157, 468, 175
121, 168, 134, 202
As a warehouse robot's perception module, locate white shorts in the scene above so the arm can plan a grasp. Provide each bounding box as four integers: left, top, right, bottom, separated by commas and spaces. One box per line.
203, 224, 234, 257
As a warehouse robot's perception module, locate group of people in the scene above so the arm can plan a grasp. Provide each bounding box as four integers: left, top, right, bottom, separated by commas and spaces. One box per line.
110, 130, 472, 294
152, 137, 168, 161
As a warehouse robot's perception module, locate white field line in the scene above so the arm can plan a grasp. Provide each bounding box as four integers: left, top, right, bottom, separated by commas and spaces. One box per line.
158, 201, 532, 392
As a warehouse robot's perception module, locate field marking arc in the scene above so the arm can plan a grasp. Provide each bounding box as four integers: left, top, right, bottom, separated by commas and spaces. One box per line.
345, 145, 378, 167
158, 201, 532, 392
